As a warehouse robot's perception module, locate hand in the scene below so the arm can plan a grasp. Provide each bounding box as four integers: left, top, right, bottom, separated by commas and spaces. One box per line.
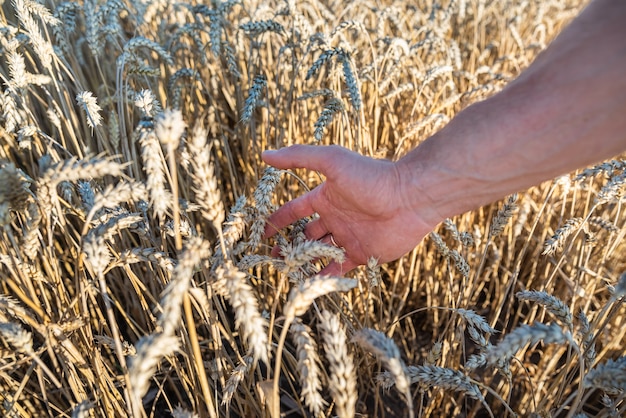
262, 145, 438, 275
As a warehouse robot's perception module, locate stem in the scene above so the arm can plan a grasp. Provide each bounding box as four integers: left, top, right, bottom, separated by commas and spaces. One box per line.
184, 294, 217, 418
271, 316, 293, 418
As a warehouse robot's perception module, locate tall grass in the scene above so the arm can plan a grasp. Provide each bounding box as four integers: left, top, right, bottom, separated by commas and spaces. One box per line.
1, 0, 624, 417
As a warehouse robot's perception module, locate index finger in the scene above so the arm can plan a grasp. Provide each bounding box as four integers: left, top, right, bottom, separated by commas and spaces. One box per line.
262, 144, 345, 176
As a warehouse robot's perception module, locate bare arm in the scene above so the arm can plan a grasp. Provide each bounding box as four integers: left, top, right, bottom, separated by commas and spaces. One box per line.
263, 0, 626, 275
397, 0, 626, 228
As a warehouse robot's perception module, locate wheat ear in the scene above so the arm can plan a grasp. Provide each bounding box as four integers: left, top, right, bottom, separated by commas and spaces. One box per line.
318, 310, 357, 418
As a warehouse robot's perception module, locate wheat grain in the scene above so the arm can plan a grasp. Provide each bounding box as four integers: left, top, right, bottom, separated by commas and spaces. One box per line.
340, 54, 361, 111
613, 271, 626, 299
158, 237, 211, 336
89, 181, 147, 221
543, 217, 584, 255
366, 257, 381, 287
134, 89, 161, 117
574, 160, 626, 181
76, 91, 103, 128
314, 97, 344, 142
248, 167, 281, 250
290, 320, 327, 416
213, 195, 248, 264
240, 20, 285, 37
71, 401, 93, 418
155, 109, 186, 148
128, 333, 180, 407
241, 74, 267, 123
0, 162, 31, 226
588, 216, 619, 233
222, 356, 253, 407
449, 249, 470, 278
516, 290, 573, 328
114, 248, 175, 273
485, 322, 571, 366
187, 124, 225, 229
170, 405, 198, 418
430, 231, 450, 256
576, 311, 596, 367
318, 310, 357, 418
600, 394, 619, 418
306, 47, 348, 80
136, 118, 172, 218
353, 328, 413, 417
584, 357, 626, 395
283, 240, 345, 271
284, 276, 357, 321
380, 364, 485, 402
119, 36, 173, 66
596, 172, 626, 204
456, 309, 498, 335
489, 193, 518, 238
0, 321, 33, 354
218, 261, 269, 364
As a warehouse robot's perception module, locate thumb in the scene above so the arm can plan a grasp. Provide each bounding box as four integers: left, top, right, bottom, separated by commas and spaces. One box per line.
262, 144, 345, 174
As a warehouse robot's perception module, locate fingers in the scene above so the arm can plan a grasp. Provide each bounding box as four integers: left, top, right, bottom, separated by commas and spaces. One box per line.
304, 218, 328, 241
264, 187, 319, 238
262, 144, 345, 175
319, 259, 359, 276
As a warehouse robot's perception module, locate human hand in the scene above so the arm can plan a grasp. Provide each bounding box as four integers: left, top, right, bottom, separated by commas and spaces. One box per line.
262, 144, 438, 275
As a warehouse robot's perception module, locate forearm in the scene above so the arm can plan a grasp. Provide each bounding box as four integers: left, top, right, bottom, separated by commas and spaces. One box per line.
396, 0, 626, 225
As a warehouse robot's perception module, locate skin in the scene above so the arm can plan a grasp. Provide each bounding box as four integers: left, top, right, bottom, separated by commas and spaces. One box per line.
263, 0, 626, 276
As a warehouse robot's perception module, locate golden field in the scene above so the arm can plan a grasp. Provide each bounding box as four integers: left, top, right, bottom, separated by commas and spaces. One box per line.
0, 0, 624, 417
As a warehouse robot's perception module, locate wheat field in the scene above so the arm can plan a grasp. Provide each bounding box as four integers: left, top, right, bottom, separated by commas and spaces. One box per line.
0, 0, 624, 417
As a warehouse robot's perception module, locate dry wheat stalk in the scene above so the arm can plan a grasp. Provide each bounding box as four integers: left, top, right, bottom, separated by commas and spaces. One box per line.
76, 91, 103, 128
240, 20, 285, 37
158, 237, 211, 336
378, 364, 485, 402
318, 310, 357, 418
576, 311, 596, 368
340, 54, 361, 111
222, 356, 253, 407
516, 290, 573, 328
283, 276, 357, 321
484, 322, 571, 366
543, 218, 584, 255
290, 320, 327, 416
170, 405, 199, 418
128, 333, 180, 410
314, 97, 344, 142
0, 162, 31, 226
489, 193, 518, 238
584, 357, 626, 395
596, 172, 626, 204
218, 261, 269, 364
71, 401, 93, 418
456, 309, 498, 335
136, 118, 172, 218
187, 124, 225, 229
155, 109, 186, 148
282, 240, 345, 271
241, 74, 267, 123
247, 167, 282, 250
353, 328, 414, 418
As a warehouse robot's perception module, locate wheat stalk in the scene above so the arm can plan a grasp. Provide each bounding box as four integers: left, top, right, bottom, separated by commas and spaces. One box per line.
318, 310, 357, 418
